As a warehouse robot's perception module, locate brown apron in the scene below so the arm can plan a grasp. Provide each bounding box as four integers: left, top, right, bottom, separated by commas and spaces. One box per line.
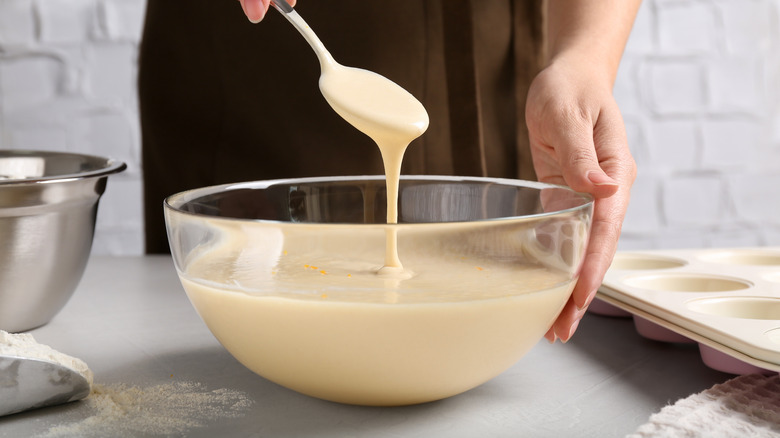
139, 0, 544, 253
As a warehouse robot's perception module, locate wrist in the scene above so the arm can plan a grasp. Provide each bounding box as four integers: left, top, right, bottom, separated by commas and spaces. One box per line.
544, 51, 617, 91
544, 0, 642, 87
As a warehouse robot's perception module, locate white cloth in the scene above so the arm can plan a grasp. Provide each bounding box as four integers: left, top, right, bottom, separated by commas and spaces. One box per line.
629, 374, 780, 437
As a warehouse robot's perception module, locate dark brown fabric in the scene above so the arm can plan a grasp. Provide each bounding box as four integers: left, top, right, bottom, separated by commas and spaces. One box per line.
441, 0, 487, 177
513, 0, 545, 181
139, 0, 544, 253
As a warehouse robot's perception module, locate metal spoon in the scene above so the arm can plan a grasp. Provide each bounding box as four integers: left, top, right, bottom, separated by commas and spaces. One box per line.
0, 354, 91, 417
270, 0, 428, 140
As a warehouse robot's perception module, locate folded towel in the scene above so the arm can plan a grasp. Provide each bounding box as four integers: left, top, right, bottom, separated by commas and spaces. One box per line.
629, 374, 780, 437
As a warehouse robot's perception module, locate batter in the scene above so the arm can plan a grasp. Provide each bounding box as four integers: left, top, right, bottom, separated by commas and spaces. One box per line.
180, 222, 574, 405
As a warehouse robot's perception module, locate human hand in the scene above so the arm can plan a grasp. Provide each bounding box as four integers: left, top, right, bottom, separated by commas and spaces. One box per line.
237, 0, 297, 23
525, 56, 637, 343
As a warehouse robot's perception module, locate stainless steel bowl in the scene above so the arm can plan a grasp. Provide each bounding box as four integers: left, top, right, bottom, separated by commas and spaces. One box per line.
0, 150, 126, 332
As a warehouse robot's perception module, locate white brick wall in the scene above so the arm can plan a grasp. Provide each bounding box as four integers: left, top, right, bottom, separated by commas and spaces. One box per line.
657, 1, 720, 54
0, 1, 36, 46
0, 0, 145, 255
1, 0, 779, 255
618, 0, 780, 251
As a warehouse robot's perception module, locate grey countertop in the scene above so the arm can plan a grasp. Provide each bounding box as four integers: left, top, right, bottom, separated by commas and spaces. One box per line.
1, 256, 731, 437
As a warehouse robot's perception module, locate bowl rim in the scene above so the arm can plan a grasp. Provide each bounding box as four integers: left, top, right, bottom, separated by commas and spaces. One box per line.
0, 149, 127, 185
164, 175, 594, 225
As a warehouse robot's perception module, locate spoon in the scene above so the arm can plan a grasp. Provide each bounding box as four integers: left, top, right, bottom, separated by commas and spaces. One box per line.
270, 0, 429, 142
0, 354, 91, 417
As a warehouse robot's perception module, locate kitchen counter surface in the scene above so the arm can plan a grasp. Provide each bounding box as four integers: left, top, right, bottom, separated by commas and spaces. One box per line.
1, 255, 731, 437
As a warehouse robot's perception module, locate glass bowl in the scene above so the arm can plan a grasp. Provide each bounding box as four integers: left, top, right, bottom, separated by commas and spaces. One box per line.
164, 175, 593, 406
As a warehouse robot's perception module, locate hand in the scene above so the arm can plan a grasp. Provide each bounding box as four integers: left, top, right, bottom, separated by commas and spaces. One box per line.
525, 56, 637, 343
237, 0, 297, 23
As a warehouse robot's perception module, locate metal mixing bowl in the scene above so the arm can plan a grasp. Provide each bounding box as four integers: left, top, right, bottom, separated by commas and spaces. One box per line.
165, 176, 593, 406
0, 150, 126, 332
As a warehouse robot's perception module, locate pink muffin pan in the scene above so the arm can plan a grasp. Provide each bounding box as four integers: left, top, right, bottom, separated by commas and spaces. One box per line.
593, 247, 780, 375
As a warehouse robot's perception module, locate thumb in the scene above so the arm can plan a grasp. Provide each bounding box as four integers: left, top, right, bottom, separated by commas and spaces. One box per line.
585, 169, 620, 198
544, 104, 627, 199
555, 127, 619, 199
239, 0, 271, 23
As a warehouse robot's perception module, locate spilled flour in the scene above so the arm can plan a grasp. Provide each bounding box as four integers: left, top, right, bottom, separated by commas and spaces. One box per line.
40, 381, 253, 438
0, 330, 253, 437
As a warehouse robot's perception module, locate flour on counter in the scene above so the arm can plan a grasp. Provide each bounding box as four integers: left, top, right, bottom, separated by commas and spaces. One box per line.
1, 330, 253, 436
40, 381, 254, 438
0, 330, 93, 386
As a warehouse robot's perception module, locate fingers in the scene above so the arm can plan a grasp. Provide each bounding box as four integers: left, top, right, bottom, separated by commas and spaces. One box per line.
544, 327, 556, 343
572, 104, 635, 308
550, 194, 627, 343
554, 117, 621, 199
545, 192, 629, 343
572, 191, 628, 308
237, 0, 267, 23
238, 0, 297, 23
549, 296, 587, 343
543, 103, 636, 343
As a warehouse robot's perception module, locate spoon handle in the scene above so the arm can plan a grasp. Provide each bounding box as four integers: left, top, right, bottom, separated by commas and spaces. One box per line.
271, 0, 293, 13
270, 0, 335, 69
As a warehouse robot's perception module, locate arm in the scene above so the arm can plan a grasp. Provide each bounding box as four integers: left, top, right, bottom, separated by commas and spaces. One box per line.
526, 0, 641, 342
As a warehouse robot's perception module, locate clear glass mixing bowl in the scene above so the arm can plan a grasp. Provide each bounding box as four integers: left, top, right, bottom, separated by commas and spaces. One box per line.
165, 175, 593, 406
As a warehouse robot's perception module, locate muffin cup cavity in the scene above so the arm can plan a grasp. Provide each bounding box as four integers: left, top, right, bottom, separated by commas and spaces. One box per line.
633, 316, 694, 343
698, 249, 780, 266
608, 253, 687, 271
698, 344, 776, 376
687, 297, 780, 320
623, 273, 752, 293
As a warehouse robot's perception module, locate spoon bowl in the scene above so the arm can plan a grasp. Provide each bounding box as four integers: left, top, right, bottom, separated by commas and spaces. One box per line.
270, 0, 429, 141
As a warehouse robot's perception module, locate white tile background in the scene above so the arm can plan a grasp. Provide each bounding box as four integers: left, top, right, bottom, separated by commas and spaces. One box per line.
0, 0, 778, 255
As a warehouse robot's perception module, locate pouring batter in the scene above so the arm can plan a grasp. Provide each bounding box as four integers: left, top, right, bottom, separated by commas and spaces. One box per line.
319, 65, 429, 274
272, 0, 429, 274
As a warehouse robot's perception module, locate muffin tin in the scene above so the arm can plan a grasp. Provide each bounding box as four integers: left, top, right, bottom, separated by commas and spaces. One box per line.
593, 247, 780, 375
